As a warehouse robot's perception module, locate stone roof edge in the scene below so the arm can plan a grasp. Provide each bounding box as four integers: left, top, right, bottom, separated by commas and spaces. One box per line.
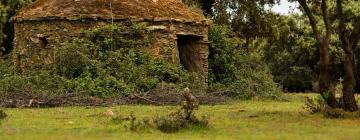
12, 15, 212, 26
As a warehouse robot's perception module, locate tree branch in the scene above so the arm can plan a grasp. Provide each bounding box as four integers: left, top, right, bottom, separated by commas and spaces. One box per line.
350, 17, 360, 48
298, 0, 322, 43
336, 0, 349, 48
321, 0, 331, 43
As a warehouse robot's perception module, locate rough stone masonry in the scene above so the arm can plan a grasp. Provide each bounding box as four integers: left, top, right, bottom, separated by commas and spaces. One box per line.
12, 0, 211, 80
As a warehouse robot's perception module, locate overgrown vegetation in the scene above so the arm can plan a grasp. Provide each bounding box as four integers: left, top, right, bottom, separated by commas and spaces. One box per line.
109, 89, 210, 133
208, 25, 282, 99
263, 15, 344, 92
0, 109, 6, 123
0, 23, 192, 98
304, 96, 360, 119
0, 0, 358, 111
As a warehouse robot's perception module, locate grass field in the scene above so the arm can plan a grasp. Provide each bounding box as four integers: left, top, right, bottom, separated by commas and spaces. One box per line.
1, 94, 360, 140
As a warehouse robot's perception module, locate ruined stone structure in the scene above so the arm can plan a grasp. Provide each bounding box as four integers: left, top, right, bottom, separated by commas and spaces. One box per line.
12, 0, 211, 79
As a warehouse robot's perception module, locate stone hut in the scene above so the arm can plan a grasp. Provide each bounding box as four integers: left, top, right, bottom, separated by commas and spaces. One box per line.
12, 0, 211, 79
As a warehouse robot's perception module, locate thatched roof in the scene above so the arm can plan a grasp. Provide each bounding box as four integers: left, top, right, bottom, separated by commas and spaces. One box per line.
13, 0, 208, 23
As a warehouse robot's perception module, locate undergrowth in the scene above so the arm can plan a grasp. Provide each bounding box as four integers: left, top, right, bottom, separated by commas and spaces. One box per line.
208, 25, 282, 100
110, 89, 210, 133
0, 109, 6, 124
0, 23, 195, 98
304, 96, 360, 119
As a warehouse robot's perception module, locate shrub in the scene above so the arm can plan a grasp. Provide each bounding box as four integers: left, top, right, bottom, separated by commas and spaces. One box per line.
0, 23, 192, 98
208, 25, 282, 99
115, 89, 210, 133
304, 96, 327, 114
303, 96, 360, 119
0, 109, 6, 123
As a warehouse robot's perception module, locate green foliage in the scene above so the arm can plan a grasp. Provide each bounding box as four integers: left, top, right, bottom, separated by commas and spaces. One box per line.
304, 96, 326, 114
213, 0, 279, 41
0, 3, 8, 52
153, 113, 209, 133
304, 95, 360, 119
153, 92, 209, 133
0, 109, 6, 123
0, 23, 190, 98
109, 99, 210, 133
0, 0, 33, 53
263, 15, 344, 92
208, 25, 282, 99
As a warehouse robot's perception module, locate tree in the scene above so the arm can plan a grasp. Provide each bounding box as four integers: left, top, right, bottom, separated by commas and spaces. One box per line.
197, 0, 215, 16
181, 0, 215, 16
213, 0, 279, 50
0, 0, 32, 55
264, 15, 319, 92
356, 46, 360, 92
336, 0, 360, 111
296, 0, 339, 108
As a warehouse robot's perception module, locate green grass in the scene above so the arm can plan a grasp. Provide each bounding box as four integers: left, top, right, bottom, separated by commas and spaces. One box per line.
1, 94, 360, 140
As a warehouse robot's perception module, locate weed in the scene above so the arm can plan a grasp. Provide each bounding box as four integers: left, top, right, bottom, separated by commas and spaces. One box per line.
304, 96, 327, 114
0, 110, 6, 123
153, 88, 209, 133
113, 88, 210, 133
304, 96, 360, 119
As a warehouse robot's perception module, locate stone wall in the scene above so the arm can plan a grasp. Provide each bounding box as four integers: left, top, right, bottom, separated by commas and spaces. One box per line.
12, 19, 209, 80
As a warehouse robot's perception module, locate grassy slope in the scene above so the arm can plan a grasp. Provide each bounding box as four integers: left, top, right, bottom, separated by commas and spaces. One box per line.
1, 94, 360, 140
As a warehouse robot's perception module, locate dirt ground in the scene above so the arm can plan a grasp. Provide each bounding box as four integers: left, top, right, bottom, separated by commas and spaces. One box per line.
0, 88, 230, 108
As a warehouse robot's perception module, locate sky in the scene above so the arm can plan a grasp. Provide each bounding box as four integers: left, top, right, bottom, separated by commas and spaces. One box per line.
271, 0, 301, 15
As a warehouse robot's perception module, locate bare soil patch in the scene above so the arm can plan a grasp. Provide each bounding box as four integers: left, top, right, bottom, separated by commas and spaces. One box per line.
0, 88, 229, 108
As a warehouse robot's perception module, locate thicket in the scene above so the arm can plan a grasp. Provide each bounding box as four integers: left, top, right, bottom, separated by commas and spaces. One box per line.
0, 23, 193, 98
110, 89, 210, 133
0, 23, 282, 100
263, 15, 344, 92
208, 25, 282, 99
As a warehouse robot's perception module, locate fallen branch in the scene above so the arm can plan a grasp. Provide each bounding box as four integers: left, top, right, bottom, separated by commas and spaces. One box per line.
133, 94, 163, 105
207, 90, 230, 96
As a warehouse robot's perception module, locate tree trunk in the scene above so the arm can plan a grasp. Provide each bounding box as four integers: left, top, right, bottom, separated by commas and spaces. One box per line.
298, 0, 338, 108
336, 0, 359, 111
354, 41, 360, 93
342, 44, 358, 111
318, 42, 338, 108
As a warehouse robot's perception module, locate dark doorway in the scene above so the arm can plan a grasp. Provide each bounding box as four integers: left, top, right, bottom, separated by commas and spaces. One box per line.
176, 35, 203, 73
1, 21, 14, 55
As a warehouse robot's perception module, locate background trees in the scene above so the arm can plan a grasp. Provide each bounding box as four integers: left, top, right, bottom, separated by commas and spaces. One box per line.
185, 0, 360, 110
291, 0, 360, 111
0, 0, 32, 55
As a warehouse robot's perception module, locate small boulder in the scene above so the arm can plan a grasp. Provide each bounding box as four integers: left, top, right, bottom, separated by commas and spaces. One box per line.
104, 109, 115, 117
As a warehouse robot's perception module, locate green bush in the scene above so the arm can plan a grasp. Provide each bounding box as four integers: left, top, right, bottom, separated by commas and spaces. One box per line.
208, 25, 282, 99
0, 109, 6, 123
0, 23, 191, 98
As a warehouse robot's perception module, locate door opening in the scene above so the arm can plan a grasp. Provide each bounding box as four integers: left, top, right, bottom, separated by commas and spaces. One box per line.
176, 35, 203, 73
